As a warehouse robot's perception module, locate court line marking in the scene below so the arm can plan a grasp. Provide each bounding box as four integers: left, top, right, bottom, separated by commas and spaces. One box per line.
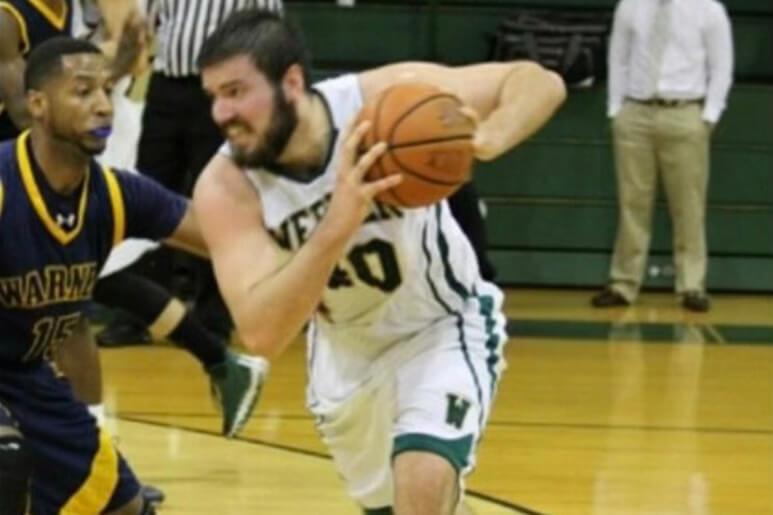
119, 415, 547, 515
506, 318, 773, 344
485, 420, 773, 435
119, 411, 773, 436
702, 324, 727, 344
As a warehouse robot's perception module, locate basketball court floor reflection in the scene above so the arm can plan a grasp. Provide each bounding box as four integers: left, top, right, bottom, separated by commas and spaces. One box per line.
103, 288, 773, 515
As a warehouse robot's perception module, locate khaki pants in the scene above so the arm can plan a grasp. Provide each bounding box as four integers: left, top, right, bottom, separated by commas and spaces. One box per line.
608, 101, 711, 301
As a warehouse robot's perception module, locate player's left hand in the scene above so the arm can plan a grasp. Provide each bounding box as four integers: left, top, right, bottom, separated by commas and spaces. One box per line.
461, 106, 499, 162
459, 106, 499, 161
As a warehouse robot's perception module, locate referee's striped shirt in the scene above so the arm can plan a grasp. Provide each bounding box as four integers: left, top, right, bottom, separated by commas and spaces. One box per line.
150, 0, 283, 77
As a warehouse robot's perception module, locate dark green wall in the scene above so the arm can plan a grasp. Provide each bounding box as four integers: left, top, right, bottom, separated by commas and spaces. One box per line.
475, 85, 773, 290
288, 1, 773, 291
290, 3, 773, 79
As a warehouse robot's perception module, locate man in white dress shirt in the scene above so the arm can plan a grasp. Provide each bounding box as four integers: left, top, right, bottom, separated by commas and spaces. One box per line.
592, 0, 733, 312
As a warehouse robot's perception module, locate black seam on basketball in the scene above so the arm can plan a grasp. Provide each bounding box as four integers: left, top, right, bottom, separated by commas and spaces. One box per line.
373, 86, 390, 143
386, 92, 463, 144
389, 134, 472, 150
389, 154, 468, 186
381, 184, 406, 206
370, 148, 385, 180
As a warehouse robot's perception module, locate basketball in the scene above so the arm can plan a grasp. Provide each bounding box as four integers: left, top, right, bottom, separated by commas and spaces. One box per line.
357, 82, 476, 208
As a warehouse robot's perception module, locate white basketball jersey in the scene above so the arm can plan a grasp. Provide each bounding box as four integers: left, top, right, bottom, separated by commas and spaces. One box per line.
241, 74, 504, 370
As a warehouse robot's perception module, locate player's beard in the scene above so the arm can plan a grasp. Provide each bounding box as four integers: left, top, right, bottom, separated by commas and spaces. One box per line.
229, 87, 297, 170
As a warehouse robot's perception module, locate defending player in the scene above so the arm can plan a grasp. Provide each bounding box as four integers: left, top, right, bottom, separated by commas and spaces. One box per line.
0, 37, 264, 514
193, 9, 566, 515
0, 0, 146, 139
0, 0, 263, 445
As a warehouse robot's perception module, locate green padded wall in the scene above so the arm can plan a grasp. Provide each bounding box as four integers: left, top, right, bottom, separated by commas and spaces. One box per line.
439, 0, 773, 15
287, 1, 773, 290
475, 84, 773, 290
289, 3, 773, 78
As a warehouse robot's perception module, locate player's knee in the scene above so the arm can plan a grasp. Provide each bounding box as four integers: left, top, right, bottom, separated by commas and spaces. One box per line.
394, 449, 459, 487
0, 432, 32, 515
393, 451, 459, 514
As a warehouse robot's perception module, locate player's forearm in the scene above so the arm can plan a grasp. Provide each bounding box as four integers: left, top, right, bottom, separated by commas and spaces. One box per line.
56, 319, 103, 405
97, 2, 149, 80
474, 62, 566, 161
101, 33, 147, 80
98, 40, 139, 80
233, 223, 352, 360
165, 208, 210, 259
96, 0, 141, 42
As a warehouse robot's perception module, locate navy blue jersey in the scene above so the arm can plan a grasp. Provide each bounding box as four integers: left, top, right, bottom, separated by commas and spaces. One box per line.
0, 131, 187, 365
0, 0, 73, 55
0, 0, 74, 140
0, 363, 141, 513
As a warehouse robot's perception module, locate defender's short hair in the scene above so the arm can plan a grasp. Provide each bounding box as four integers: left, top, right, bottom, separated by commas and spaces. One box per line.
25, 36, 102, 91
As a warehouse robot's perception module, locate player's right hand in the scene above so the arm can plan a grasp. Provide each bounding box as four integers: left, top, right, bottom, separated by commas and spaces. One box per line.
111, 11, 149, 79
326, 119, 402, 236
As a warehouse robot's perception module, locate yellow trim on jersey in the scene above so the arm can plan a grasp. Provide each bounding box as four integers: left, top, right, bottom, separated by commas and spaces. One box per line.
101, 166, 126, 246
16, 130, 90, 245
0, 180, 4, 219
0, 2, 31, 53
60, 427, 119, 515
26, 0, 67, 30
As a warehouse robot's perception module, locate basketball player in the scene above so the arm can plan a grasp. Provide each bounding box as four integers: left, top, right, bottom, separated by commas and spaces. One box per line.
0, 0, 146, 140
0, 0, 264, 445
0, 37, 262, 514
193, 9, 565, 515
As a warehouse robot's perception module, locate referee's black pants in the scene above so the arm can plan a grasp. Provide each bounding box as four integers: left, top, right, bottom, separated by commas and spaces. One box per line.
136, 72, 232, 337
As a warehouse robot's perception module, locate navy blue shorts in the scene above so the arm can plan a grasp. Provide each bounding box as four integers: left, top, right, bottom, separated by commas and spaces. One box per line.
0, 362, 140, 514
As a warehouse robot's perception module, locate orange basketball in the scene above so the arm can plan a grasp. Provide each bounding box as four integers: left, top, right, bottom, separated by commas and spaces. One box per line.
357, 83, 476, 208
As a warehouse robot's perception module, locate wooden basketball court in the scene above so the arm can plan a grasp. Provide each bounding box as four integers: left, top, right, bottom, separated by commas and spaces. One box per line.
101, 288, 773, 514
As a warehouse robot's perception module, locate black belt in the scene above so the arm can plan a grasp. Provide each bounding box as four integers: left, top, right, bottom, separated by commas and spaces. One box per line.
627, 97, 703, 108
152, 71, 200, 85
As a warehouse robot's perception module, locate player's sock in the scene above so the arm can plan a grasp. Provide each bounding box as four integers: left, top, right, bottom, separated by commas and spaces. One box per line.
0, 435, 31, 515
139, 495, 158, 515
94, 270, 226, 368
87, 403, 106, 426
141, 484, 165, 509
167, 309, 227, 368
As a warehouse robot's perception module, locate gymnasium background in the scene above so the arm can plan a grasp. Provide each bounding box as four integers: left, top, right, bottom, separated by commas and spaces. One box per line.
276, 0, 772, 292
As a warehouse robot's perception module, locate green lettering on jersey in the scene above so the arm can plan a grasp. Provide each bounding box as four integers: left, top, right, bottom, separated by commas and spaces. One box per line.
445, 394, 471, 430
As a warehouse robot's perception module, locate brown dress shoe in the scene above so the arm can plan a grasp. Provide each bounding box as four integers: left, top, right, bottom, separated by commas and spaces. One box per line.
682, 291, 710, 312
591, 287, 630, 308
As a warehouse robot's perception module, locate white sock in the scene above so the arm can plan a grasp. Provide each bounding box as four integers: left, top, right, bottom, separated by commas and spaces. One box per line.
88, 403, 106, 426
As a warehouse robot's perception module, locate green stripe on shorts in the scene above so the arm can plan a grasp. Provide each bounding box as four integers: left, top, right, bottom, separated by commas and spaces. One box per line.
392, 433, 474, 473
